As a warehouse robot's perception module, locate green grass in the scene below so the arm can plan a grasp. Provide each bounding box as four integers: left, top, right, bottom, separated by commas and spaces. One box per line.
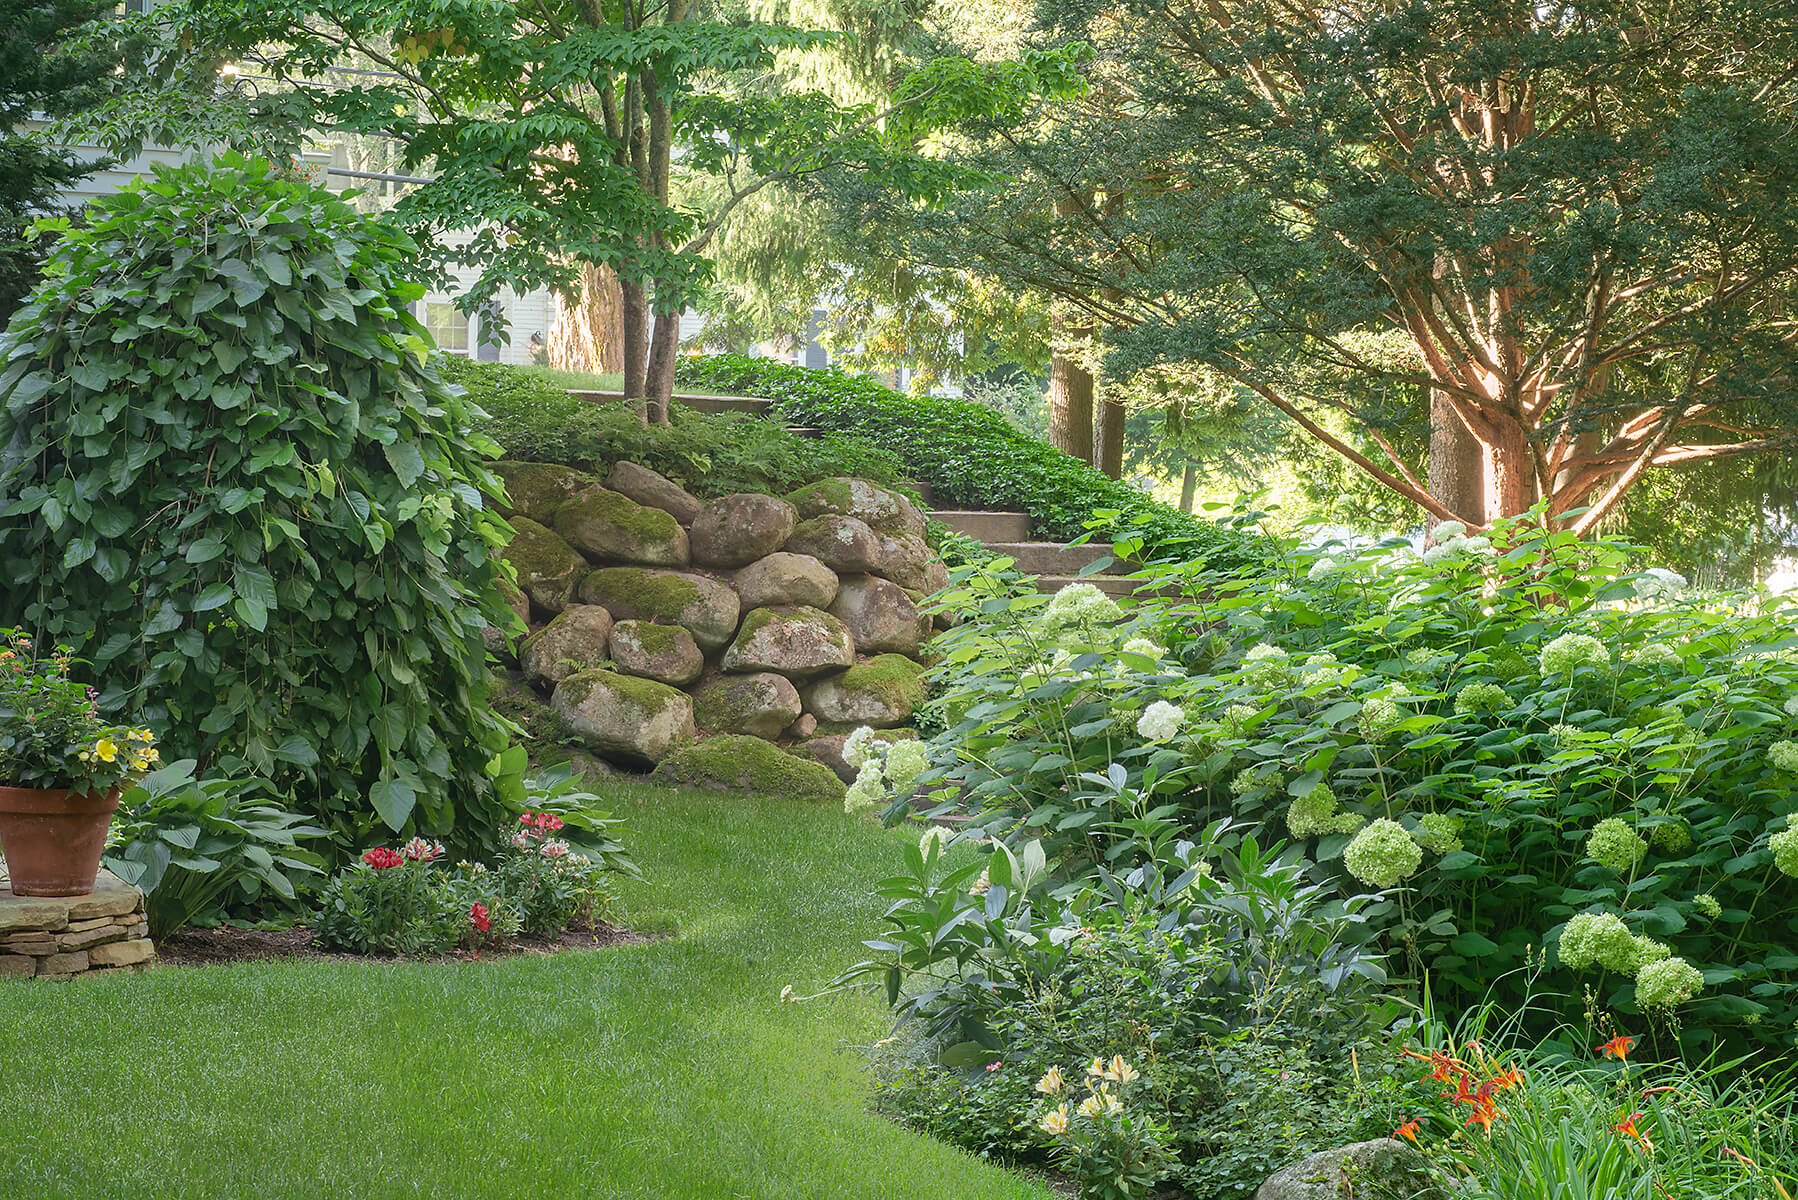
0, 784, 1052, 1200
518, 365, 627, 392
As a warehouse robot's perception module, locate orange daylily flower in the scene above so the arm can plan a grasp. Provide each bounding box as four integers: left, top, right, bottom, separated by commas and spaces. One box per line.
1488, 1066, 1526, 1091
1597, 1034, 1638, 1061
1614, 1111, 1654, 1152
1393, 1119, 1422, 1145
1463, 1102, 1502, 1133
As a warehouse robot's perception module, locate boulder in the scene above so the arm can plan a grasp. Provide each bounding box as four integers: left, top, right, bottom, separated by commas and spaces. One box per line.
786, 477, 928, 538
605, 460, 703, 524
803, 654, 928, 727
690, 493, 799, 569
800, 728, 918, 783
520, 604, 614, 685
484, 578, 532, 661
721, 606, 856, 678
577, 567, 741, 652
790, 713, 817, 739
652, 735, 845, 805
501, 517, 587, 614
829, 575, 928, 656
1253, 1140, 1442, 1200
874, 531, 948, 594
553, 488, 689, 567
551, 670, 694, 767
733, 552, 839, 611
784, 514, 884, 574
608, 619, 704, 687
692, 672, 803, 740
491, 461, 602, 523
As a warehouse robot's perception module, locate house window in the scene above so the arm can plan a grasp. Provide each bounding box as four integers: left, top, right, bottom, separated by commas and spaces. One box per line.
425, 302, 470, 355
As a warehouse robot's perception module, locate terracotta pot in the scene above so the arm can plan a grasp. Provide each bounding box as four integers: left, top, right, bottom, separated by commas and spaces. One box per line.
0, 784, 122, 897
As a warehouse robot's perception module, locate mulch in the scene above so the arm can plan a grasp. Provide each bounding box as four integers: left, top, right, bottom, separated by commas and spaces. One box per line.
156, 921, 649, 968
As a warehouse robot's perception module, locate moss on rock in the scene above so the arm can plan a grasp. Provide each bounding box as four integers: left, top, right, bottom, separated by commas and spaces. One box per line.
652, 734, 845, 804
692, 672, 803, 739
844, 654, 927, 710
491, 461, 602, 522
502, 517, 587, 612
577, 566, 740, 651
552, 487, 689, 566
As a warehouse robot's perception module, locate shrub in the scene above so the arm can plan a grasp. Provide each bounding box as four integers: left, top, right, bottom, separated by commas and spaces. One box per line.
674, 354, 1273, 570
890, 515, 1798, 1051
0, 154, 518, 848
104, 759, 329, 937
440, 356, 907, 497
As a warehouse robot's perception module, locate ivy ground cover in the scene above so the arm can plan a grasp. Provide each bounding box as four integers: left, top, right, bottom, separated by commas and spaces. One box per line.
0, 783, 1050, 1200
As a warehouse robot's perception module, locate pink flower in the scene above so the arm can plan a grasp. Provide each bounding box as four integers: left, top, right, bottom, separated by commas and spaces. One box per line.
362, 848, 403, 870
539, 839, 570, 859
470, 902, 491, 933
401, 837, 444, 863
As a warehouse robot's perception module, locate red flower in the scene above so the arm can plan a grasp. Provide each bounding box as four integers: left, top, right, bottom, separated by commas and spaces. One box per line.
470, 902, 491, 933
1597, 1034, 1637, 1061
1463, 1102, 1502, 1133
1614, 1112, 1654, 1152
1392, 1119, 1422, 1145
362, 847, 404, 870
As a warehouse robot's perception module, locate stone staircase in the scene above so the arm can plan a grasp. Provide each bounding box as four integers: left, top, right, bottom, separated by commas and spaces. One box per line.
927, 506, 1139, 597
570, 390, 825, 438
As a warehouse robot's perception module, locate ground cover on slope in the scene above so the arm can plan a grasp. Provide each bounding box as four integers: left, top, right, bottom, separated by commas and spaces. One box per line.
0, 783, 1051, 1200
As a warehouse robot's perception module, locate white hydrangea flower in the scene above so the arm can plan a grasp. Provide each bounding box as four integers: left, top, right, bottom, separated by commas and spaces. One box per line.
1422, 538, 1466, 564
1461, 536, 1492, 554
918, 826, 953, 857
843, 760, 887, 814
1633, 568, 1689, 602
885, 740, 929, 794
1120, 637, 1164, 660
843, 726, 889, 771
1784, 696, 1798, 719
1627, 643, 1682, 668
1538, 632, 1611, 676
1039, 582, 1124, 633
1432, 521, 1468, 540
1136, 700, 1185, 742
1307, 557, 1341, 581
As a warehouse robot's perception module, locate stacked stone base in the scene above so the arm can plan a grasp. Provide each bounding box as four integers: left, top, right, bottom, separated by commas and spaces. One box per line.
0, 869, 155, 979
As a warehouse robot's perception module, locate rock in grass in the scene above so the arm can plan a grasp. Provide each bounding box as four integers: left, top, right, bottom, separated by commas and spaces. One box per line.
491, 461, 603, 523
652, 735, 845, 804
783, 514, 883, 575
605, 460, 702, 524
502, 517, 588, 614
577, 567, 741, 652
829, 575, 928, 656
692, 672, 803, 739
802, 654, 927, 727
1252, 1140, 1442, 1200
608, 619, 703, 687
690, 493, 799, 569
520, 604, 614, 685
733, 552, 838, 610
785, 477, 927, 538
551, 669, 694, 767
553, 487, 690, 567
721, 606, 855, 678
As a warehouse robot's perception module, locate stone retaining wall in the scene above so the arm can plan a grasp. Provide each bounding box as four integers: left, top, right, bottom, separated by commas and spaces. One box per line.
0, 869, 156, 979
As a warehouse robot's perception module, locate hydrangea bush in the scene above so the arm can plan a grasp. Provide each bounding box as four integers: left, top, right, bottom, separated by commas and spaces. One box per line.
886, 515, 1798, 1049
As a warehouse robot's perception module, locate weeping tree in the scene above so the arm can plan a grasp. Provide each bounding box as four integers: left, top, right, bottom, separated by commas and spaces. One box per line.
831, 0, 1798, 529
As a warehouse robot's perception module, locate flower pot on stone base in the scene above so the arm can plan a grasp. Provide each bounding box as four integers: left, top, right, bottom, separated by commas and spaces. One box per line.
0, 785, 122, 897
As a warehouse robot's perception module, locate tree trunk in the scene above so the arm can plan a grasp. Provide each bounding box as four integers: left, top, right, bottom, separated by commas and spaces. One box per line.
1049, 308, 1095, 464
1484, 414, 1538, 523
619, 279, 650, 422
1427, 390, 1484, 531
1096, 396, 1126, 480
548, 262, 626, 375
1179, 461, 1198, 512
645, 309, 681, 425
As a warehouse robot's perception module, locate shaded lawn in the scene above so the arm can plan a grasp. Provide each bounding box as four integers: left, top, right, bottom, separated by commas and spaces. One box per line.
0, 783, 1049, 1200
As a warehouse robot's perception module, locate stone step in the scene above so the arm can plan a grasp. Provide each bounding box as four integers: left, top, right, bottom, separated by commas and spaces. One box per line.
1032, 574, 1140, 597
981, 541, 1121, 576
897, 479, 934, 504
566, 390, 773, 417
929, 510, 1032, 541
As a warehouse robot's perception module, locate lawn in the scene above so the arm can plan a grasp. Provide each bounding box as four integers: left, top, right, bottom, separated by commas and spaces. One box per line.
0, 783, 1052, 1200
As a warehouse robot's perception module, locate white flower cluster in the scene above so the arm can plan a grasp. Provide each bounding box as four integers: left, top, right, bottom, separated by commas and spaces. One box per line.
1135, 700, 1185, 742
1343, 818, 1424, 888
843, 728, 930, 815
1421, 521, 1494, 564
1120, 637, 1164, 661
1359, 695, 1405, 743
1302, 652, 1355, 690
1038, 583, 1124, 634
1632, 567, 1689, 602
1538, 632, 1611, 676
1771, 740, 1798, 775
1307, 556, 1342, 581
1785, 696, 1798, 719
1626, 643, 1682, 668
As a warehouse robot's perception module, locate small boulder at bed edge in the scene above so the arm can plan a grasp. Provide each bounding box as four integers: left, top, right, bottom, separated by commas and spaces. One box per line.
551, 669, 694, 767
604, 460, 703, 525
520, 604, 614, 685
1253, 1140, 1442, 1200
652, 734, 845, 805
875, 532, 948, 595
692, 672, 803, 739
577, 567, 741, 652
733, 551, 839, 610
690, 493, 798, 569
553, 487, 690, 567
608, 619, 704, 687
720, 605, 856, 678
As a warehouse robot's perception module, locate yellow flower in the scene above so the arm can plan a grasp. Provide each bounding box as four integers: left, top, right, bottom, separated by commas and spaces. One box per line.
1036, 1066, 1065, 1095
130, 728, 155, 743
130, 757, 150, 772
93, 737, 118, 763
1106, 1055, 1139, 1083
144, 748, 159, 763
1086, 1057, 1107, 1078
1038, 1104, 1070, 1137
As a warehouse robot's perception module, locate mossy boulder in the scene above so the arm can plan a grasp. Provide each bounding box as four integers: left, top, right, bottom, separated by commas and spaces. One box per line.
491, 461, 603, 523
874, 531, 948, 595
733, 551, 838, 610
553, 487, 690, 567
829, 575, 928, 656
786, 477, 927, 538
520, 604, 614, 685
605, 460, 702, 524
608, 618, 703, 687
1252, 1140, 1442, 1200
783, 514, 883, 575
484, 577, 532, 661
690, 493, 799, 569
550, 669, 694, 767
721, 605, 855, 678
502, 517, 587, 614
652, 735, 845, 804
802, 654, 927, 727
692, 672, 803, 739
576, 567, 741, 651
